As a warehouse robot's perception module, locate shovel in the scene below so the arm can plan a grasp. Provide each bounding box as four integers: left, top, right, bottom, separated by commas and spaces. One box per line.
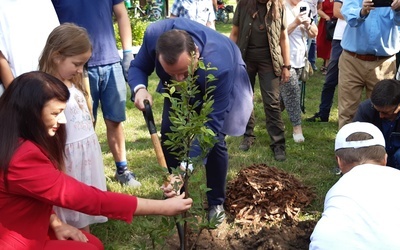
142, 99, 185, 250
142, 99, 167, 170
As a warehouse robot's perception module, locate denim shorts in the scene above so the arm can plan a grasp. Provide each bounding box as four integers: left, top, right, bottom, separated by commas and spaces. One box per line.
88, 62, 127, 122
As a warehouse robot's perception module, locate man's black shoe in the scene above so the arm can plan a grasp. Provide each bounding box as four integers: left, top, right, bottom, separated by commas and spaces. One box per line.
305, 113, 328, 122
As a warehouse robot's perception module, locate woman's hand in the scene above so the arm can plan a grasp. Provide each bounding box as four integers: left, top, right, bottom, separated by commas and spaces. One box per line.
281, 68, 291, 84
162, 193, 193, 216
160, 174, 183, 198
49, 214, 88, 242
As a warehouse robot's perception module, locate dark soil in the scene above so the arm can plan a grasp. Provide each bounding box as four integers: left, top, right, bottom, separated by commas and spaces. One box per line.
167, 164, 318, 249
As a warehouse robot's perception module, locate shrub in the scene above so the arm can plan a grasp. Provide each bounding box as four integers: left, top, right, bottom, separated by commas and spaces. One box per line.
114, 18, 150, 48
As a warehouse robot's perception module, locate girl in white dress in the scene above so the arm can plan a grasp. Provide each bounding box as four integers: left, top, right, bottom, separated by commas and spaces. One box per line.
39, 23, 107, 232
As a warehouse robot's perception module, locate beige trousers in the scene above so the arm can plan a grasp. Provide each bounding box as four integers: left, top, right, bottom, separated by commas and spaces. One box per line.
338, 50, 396, 129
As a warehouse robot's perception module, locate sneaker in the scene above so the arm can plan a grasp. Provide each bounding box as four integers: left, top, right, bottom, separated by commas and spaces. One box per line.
115, 170, 142, 188
311, 63, 318, 71
208, 205, 226, 227
238, 137, 255, 151
273, 146, 286, 161
333, 166, 342, 176
305, 113, 328, 122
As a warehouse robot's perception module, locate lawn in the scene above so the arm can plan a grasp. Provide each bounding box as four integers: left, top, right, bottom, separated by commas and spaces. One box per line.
91, 10, 342, 249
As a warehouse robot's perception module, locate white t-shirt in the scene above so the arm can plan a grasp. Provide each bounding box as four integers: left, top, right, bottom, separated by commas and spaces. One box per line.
310, 164, 400, 250
0, 0, 59, 77
285, 2, 310, 68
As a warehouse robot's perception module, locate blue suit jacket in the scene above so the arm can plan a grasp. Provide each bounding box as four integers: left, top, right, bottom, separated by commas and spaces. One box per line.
128, 18, 253, 136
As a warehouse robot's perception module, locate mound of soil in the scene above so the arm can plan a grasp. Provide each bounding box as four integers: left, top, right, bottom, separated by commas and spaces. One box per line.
225, 163, 315, 226
167, 164, 317, 249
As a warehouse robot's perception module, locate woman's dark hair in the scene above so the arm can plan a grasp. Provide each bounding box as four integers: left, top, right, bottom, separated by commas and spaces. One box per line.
0, 71, 70, 186
156, 29, 196, 65
371, 79, 400, 107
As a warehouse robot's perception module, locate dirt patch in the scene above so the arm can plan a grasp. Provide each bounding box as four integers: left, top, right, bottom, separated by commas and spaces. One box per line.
167, 164, 317, 249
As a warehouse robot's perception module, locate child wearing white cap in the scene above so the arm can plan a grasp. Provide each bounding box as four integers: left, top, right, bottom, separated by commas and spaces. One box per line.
310, 122, 400, 249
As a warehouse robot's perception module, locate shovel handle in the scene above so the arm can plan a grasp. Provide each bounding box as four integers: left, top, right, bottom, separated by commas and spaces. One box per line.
143, 99, 168, 169
150, 133, 167, 168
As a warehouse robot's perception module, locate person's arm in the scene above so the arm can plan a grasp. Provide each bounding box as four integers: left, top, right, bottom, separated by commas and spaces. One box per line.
128, 27, 160, 110
8, 142, 192, 222
212, 0, 218, 11
287, 9, 310, 34
49, 214, 88, 242
279, 28, 291, 83
341, 0, 369, 26
229, 25, 239, 43
333, 1, 344, 19
135, 193, 192, 215
0, 51, 14, 88
318, 6, 331, 21
114, 2, 133, 79
305, 21, 318, 38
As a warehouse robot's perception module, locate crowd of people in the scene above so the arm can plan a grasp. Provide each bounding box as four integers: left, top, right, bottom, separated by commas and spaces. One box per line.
1, 0, 400, 248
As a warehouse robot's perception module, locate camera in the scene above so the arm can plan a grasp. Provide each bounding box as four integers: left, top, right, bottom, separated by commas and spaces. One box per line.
373, 0, 392, 7
300, 6, 307, 12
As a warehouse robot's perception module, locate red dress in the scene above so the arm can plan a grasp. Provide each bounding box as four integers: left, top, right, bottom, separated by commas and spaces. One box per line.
0, 140, 138, 250
317, 0, 334, 60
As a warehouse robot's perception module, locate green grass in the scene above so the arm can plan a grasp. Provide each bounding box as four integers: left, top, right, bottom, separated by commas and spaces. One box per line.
91, 20, 341, 249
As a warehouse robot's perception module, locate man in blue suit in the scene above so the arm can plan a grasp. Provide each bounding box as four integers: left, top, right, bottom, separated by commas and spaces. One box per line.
128, 18, 253, 225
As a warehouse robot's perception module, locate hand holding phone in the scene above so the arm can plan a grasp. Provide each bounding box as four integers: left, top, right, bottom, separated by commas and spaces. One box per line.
372, 0, 392, 7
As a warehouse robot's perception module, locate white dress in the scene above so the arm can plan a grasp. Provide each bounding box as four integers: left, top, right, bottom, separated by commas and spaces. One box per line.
53, 85, 108, 228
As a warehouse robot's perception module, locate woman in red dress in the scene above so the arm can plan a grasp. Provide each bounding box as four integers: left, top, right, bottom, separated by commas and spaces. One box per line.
317, 0, 334, 74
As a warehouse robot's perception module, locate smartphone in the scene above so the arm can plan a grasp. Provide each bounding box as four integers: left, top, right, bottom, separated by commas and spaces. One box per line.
373, 0, 392, 7
300, 6, 307, 12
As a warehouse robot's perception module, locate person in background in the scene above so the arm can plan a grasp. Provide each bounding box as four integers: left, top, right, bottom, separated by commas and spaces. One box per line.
306, 0, 346, 122
337, 0, 400, 129
0, 0, 59, 91
0, 71, 192, 250
52, 0, 140, 187
39, 23, 108, 233
284, 0, 318, 143
229, 0, 291, 160
128, 18, 253, 225
310, 122, 400, 249
353, 79, 400, 170
170, 0, 216, 29
316, 0, 334, 74
303, 0, 323, 71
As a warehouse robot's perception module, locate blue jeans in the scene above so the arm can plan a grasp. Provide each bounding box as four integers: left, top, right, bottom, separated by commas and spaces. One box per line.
88, 62, 127, 122
318, 39, 343, 119
387, 148, 400, 170
388, 133, 400, 170
307, 15, 318, 65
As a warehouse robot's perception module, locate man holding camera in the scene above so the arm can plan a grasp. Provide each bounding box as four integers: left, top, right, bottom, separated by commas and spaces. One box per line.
337, 0, 400, 129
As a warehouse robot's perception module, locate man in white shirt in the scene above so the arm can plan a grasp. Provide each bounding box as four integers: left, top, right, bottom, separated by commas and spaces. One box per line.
310, 122, 400, 249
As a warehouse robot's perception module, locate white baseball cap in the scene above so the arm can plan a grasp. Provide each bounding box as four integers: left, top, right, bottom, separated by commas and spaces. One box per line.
335, 122, 386, 151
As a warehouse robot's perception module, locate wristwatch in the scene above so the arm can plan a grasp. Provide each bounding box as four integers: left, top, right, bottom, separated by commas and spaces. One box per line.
130, 86, 146, 102
282, 65, 291, 70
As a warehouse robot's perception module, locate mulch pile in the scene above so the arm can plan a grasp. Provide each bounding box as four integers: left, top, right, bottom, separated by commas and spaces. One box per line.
225, 163, 315, 227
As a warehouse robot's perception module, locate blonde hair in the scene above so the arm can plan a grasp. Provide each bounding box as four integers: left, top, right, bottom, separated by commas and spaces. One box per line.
39, 23, 92, 102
